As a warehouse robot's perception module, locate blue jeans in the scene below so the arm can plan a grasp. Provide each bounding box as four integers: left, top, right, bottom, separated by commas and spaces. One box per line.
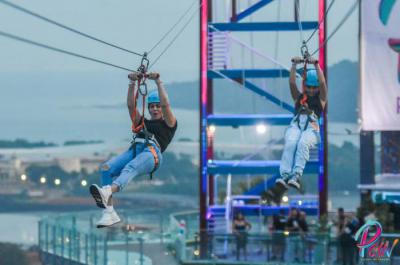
100, 143, 162, 190
280, 114, 320, 177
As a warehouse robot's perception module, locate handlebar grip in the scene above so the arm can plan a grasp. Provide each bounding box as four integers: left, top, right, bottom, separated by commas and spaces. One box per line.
291, 59, 305, 63
145, 73, 160, 79
291, 59, 319, 64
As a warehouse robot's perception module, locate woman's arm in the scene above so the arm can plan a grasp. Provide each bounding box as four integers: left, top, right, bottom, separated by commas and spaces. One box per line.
127, 73, 142, 126
314, 62, 327, 109
290, 57, 302, 101
149, 72, 177, 128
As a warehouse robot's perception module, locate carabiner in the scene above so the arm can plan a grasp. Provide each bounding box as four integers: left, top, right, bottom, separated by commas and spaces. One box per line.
139, 82, 148, 96
300, 41, 310, 61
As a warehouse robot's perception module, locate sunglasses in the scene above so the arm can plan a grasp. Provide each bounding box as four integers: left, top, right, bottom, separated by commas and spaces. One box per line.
148, 103, 161, 109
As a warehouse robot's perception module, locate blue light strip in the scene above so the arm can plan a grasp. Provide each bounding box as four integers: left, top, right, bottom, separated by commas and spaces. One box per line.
210, 21, 319, 32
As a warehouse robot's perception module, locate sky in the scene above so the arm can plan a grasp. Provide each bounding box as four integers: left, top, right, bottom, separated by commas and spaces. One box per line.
0, 0, 359, 82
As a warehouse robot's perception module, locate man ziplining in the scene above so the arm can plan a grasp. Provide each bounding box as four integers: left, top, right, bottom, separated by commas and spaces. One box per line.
89, 72, 177, 228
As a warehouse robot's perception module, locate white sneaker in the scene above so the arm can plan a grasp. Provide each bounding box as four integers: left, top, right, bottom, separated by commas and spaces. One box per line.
90, 184, 112, 209
96, 208, 121, 228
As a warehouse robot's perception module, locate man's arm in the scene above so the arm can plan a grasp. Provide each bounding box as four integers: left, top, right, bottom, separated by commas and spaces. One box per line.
290, 57, 302, 101
127, 73, 142, 126
149, 73, 177, 128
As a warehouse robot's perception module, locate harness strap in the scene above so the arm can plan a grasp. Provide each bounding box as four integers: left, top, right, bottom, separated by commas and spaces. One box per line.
131, 78, 147, 134
147, 145, 159, 180
130, 142, 160, 180
294, 111, 313, 131
300, 60, 308, 106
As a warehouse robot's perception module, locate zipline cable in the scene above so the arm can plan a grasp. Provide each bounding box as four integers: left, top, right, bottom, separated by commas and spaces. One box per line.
149, 1, 202, 69
0, 0, 143, 57
0, 30, 136, 72
311, 0, 359, 56
304, 0, 336, 45
148, 0, 198, 54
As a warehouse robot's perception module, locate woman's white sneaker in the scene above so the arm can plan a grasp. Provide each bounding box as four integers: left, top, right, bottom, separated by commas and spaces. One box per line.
90, 184, 111, 208
96, 208, 121, 228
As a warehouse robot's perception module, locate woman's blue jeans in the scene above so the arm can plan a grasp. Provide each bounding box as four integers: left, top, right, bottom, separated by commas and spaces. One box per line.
100, 143, 163, 190
280, 114, 320, 177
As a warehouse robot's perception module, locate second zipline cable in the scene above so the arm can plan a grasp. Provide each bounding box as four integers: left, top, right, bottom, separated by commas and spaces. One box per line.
0, 30, 136, 72
0, 0, 144, 57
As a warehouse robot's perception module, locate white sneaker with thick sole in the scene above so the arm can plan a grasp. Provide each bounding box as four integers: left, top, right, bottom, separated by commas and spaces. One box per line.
96, 208, 121, 228
89, 184, 112, 209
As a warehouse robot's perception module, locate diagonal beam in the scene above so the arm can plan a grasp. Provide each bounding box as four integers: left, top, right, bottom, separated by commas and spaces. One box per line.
234, 0, 275, 22
210, 70, 294, 113
242, 80, 294, 113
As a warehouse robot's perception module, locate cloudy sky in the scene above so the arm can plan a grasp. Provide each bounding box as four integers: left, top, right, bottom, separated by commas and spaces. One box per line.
0, 0, 359, 82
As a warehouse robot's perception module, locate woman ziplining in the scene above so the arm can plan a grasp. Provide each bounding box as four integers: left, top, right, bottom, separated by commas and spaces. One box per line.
89, 67, 177, 228
274, 55, 327, 192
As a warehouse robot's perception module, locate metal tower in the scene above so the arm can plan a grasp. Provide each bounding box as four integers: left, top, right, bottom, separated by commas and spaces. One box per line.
199, 0, 327, 252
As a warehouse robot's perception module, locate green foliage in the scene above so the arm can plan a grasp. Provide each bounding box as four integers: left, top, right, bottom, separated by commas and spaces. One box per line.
144, 152, 199, 196
0, 243, 28, 265
0, 138, 57, 148
63, 140, 104, 146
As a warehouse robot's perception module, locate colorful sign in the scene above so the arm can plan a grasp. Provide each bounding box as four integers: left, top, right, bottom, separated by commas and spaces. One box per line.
355, 220, 399, 261
361, 0, 400, 130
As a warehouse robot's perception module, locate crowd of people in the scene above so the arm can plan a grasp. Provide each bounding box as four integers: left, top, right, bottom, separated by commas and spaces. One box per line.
230, 207, 365, 264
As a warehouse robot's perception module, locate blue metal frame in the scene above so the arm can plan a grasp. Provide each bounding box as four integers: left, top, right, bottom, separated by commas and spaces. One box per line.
208, 69, 290, 78
209, 205, 319, 216
235, 0, 275, 22
210, 21, 319, 32
207, 114, 292, 126
207, 160, 319, 175
201, 0, 326, 234
244, 80, 294, 112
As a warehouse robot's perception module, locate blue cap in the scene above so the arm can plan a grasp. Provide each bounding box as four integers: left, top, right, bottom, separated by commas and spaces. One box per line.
147, 90, 160, 104
305, 69, 320, 87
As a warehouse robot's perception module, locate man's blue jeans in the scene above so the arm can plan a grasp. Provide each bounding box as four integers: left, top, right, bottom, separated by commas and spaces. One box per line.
100, 143, 162, 190
280, 114, 320, 177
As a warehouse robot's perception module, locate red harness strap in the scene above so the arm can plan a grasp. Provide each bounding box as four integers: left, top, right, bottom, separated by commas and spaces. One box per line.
300, 60, 308, 106
131, 78, 147, 133
148, 145, 159, 171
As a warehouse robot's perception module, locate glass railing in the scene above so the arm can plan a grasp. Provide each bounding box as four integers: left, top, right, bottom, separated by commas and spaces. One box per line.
39, 212, 173, 265
181, 231, 330, 264
38, 212, 400, 265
